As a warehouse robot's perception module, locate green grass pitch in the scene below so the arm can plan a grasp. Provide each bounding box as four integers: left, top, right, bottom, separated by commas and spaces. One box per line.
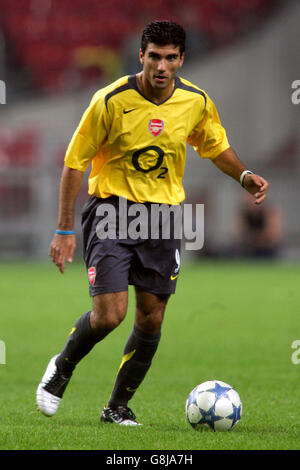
0, 259, 299, 450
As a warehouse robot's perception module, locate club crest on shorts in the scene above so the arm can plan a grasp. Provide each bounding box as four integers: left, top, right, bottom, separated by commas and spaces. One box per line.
149, 119, 164, 137
88, 266, 96, 285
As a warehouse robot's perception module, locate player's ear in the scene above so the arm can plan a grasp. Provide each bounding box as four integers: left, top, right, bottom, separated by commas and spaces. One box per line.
179, 52, 185, 68
139, 49, 144, 65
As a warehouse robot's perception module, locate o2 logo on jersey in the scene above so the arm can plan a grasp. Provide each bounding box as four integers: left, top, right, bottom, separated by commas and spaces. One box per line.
132, 146, 164, 173
132, 145, 168, 179
149, 119, 164, 137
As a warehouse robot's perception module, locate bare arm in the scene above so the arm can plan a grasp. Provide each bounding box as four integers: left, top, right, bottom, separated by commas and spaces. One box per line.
212, 147, 269, 205
49, 165, 83, 273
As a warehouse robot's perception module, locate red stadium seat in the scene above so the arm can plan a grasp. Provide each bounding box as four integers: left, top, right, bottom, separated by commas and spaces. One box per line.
6, 128, 40, 167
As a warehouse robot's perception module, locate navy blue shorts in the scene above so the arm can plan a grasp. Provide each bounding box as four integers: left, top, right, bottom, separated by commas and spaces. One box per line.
81, 196, 181, 297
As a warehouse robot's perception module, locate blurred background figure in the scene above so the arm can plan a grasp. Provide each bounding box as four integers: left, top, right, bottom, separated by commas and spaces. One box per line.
231, 192, 283, 259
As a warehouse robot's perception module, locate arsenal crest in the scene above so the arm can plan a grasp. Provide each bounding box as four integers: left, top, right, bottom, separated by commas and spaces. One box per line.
149, 119, 164, 137
88, 266, 96, 285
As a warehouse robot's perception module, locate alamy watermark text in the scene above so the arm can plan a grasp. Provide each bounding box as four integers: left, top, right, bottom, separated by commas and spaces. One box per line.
291, 80, 300, 104
95, 197, 204, 251
0, 80, 6, 104
0, 340, 6, 364
291, 340, 300, 365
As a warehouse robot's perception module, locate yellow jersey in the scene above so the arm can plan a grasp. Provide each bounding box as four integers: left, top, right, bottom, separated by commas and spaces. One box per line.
65, 74, 230, 204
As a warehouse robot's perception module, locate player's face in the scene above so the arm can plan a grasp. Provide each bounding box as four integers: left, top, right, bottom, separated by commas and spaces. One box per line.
139, 43, 184, 91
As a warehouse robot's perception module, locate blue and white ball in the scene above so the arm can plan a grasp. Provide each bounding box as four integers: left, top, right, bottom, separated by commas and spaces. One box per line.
186, 380, 242, 431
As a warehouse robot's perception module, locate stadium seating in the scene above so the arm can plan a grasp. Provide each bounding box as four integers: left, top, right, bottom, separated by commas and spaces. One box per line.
0, 0, 280, 92
0, 126, 40, 168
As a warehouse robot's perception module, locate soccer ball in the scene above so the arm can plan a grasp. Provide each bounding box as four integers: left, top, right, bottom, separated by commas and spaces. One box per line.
186, 380, 242, 431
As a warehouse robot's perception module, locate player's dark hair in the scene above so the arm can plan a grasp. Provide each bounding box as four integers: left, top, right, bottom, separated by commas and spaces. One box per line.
141, 20, 186, 56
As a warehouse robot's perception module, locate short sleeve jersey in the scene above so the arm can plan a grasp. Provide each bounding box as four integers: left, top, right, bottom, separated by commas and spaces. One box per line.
64, 74, 230, 204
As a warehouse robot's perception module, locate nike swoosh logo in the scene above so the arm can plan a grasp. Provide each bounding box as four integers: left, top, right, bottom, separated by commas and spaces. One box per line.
170, 274, 179, 280
123, 108, 137, 114
126, 387, 137, 392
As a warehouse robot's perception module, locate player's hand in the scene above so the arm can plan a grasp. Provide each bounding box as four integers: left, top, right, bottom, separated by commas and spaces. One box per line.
243, 174, 269, 205
49, 233, 76, 274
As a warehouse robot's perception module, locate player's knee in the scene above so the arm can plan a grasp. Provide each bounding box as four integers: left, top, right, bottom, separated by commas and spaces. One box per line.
105, 310, 126, 331
91, 308, 125, 334
91, 292, 127, 334
91, 301, 126, 334
135, 309, 164, 335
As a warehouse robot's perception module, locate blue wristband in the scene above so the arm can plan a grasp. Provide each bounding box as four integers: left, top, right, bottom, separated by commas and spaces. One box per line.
55, 230, 75, 235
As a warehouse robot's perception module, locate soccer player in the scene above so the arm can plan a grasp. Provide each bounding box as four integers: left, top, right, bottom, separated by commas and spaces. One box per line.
36, 21, 269, 425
